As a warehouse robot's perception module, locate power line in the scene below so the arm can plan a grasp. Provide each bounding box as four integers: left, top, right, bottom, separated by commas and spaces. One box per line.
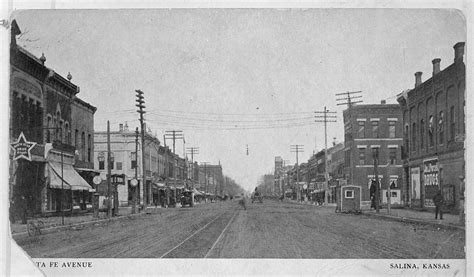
314, 106, 337, 204
336, 90, 363, 108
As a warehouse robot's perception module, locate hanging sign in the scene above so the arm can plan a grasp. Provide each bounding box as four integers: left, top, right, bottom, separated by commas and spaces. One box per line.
10, 132, 36, 161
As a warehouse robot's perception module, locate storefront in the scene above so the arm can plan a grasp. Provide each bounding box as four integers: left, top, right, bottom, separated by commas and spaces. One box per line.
44, 146, 93, 214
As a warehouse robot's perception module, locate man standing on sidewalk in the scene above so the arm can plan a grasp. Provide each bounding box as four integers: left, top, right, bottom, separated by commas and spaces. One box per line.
433, 189, 444, 220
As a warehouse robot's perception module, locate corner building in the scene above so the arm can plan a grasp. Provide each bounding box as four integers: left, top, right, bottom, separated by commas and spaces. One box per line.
343, 101, 404, 208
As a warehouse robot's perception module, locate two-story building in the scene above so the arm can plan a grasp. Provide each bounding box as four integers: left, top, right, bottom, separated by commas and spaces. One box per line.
9, 20, 95, 220
397, 42, 465, 212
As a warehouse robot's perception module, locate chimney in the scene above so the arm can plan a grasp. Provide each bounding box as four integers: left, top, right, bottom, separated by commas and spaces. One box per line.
432, 58, 441, 75
454, 42, 465, 63
119, 123, 123, 132
415, 72, 422, 88
381, 100, 386, 105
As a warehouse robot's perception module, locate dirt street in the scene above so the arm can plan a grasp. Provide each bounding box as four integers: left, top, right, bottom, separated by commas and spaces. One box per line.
14, 200, 465, 259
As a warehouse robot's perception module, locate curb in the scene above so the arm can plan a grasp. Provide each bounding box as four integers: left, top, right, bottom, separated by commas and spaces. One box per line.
11, 212, 145, 239
361, 212, 465, 231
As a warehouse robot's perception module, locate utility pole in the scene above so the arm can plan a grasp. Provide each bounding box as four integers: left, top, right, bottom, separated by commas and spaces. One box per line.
132, 127, 139, 214
135, 89, 146, 209
290, 145, 304, 201
186, 147, 199, 207
335, 90, 363, 108
336, 91, 363, 188
315, 106, 337, 204
107, 120, 112, 217
372, 147, 380, 214
164, 130, 184, 205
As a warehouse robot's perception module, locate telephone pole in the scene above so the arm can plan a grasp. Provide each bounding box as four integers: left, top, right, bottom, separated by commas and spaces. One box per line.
372, 147, 380, 214
164, 130, 184, 191
315, 106, 337, 204
290, 145, 304, 201
336, 90, 363, 108
107, 120, 112, 217
135, 89, 146, 209
186, 147, 199, 189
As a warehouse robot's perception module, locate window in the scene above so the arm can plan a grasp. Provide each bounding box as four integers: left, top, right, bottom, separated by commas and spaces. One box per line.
345, 190, 354, 199
59, 121, 63, 142
428, 115, 434, 147
87, 134, 91, 162
358, 121, 365, 138
438, 111, 444, 145
411, 122, 416, 151
109, 152, 114, 170
450, 106, 456, 141
131, 152, 137, 169
388, 121, 396, 138
420, 119, 425, 149
116, 162, 122, 170
99, 160, 105, 170
65, 123, 70, 144
371, 121, 379, 138
46, 117, 52, 143
75, 129, 79, 148
358, 148, 366, 165
81, 132, 86, 160
389, 148, 397, 164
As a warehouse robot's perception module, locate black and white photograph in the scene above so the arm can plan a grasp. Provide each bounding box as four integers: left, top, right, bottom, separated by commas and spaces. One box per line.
1, 0, 471, 276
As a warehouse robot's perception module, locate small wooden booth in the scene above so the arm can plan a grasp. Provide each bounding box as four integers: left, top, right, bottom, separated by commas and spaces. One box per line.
336, 185, 362, 213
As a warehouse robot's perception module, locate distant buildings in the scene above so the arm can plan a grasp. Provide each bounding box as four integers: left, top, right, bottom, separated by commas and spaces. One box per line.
397, 42, 465, 212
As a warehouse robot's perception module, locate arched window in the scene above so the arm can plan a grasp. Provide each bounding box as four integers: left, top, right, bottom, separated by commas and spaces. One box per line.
65, 122, 70, 144
46, 115, 52, 143
411, 122, 416, 151
81, 132, 86, 160
59, 120, 63, 142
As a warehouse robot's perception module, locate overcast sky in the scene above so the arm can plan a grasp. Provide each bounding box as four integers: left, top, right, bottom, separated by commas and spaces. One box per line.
11, 8, 465, 191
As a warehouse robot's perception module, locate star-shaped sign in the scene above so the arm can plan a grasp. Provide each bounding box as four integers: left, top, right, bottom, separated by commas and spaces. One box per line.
10, 132, 36, 161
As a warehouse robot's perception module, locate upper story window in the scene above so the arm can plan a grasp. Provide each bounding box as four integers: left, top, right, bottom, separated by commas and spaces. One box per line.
438, 111, 444, 145
371, 121, 379, 138
388, 121, 396, 138
131, 152, 137, 169
87, 134, 91, 162
358, 148, 366, 165
411, 122, 416, 151
358, 121, 365, 138
450, 106, 456, 141
420, 119, 425, 149
389, 147, 397, 164
428, 115, 434, 147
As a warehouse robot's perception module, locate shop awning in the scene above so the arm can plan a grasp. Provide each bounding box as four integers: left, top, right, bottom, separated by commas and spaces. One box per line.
48, 162, 93, 191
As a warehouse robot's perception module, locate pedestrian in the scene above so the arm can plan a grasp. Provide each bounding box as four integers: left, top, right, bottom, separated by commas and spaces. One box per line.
370, 181, 376, 209
433, 189, 444, 220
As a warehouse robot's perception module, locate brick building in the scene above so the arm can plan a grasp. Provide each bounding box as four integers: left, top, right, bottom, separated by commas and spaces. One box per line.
343, 101, 404, 208
9, 20, 95, 219
397, 42, 465, 212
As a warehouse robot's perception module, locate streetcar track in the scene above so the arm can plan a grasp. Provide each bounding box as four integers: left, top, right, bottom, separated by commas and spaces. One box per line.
204, 211, 238, 258
159, 212, 226, 258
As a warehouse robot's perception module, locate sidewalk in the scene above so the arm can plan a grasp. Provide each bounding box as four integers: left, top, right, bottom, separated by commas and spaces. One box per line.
10, 206, 136, 236
362, 207, 464, 230
286, 199, 464, 230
